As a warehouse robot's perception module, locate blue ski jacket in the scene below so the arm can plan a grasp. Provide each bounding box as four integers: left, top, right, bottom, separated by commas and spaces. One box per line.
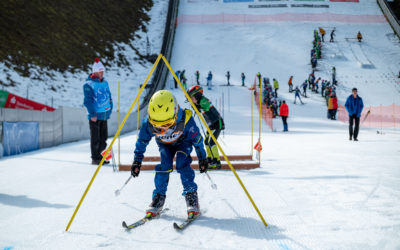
134, 107, 207, 163
345, 95, 364, 117
83, 74, 113, 120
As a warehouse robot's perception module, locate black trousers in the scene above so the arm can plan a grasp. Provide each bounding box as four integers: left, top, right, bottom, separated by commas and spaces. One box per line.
349, 115, 360, 139
281, 116, 287, 126
89, 120, 108, 160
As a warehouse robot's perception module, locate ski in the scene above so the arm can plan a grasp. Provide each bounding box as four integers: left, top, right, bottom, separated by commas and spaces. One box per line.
173, 213, 201, 231
122, 208, 169, 230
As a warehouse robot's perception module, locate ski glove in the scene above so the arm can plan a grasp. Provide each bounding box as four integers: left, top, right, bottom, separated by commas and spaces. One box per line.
131, 161, 141, 177
199, 159, 208, 173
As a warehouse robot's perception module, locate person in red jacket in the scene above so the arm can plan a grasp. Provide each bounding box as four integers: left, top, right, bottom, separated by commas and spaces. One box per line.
279, 100, 289, 132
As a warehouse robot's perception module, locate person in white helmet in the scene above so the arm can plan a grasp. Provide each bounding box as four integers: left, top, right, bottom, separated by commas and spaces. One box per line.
83, 57, 113, 165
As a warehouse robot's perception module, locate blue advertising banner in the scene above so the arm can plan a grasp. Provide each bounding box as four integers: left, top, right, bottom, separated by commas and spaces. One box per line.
3, 122, 39, 156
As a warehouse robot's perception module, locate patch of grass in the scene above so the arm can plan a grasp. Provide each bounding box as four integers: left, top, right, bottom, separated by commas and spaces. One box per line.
0, 0, 153, 79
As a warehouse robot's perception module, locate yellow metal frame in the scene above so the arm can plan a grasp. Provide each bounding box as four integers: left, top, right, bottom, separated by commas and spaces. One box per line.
137, 98, 140, 138
65, 54, 267, 232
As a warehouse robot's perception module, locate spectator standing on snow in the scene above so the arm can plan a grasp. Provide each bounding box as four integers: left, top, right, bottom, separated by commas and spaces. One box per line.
257, 72, 262, 86
332, 67, 336, 85
83, 58, 113, 165
180, 69, 186, 83
328, 93, 338, 120
226, 71, 231, 86
321, 80, 326, 97
345, 88, 364, 141
195, 70, 200, 85
182, 77, 188, 90
288, 76, 293, 92
279, 100, 289, 132
302, 80, 308, 97
207, 71, 213, 90
311, 56, 317, 69
319, 27, 326, 42
273, 78, 279, 97
241, 73, 246, 86
294, 87, 304, 104
330, 28, 336, 42
174, 70, 181, 88
357, 31, 363, 42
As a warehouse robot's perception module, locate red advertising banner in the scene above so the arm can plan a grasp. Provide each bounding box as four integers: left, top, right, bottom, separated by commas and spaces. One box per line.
4, 92, 55, 111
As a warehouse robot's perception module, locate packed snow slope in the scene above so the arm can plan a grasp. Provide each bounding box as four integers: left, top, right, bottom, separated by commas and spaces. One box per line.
1, 0, 400, 249
170, 0, 400, 106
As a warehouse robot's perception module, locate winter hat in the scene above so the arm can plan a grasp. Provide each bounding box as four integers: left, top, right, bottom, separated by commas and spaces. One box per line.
92, 57, 105, 73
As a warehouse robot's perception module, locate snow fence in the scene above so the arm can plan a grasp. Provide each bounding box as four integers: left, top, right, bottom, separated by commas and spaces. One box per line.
0, 107, 146, 157
253, 82, 273, 131
338, 104, 400, 129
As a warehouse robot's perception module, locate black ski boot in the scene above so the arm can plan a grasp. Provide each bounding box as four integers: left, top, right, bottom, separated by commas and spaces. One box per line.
185, 192, 200, 217
208, 159, 221, 170
146, 193, 166, 217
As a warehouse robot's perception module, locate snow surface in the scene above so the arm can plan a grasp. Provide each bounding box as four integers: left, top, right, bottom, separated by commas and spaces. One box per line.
1, 0, 400, 249
0, 0, 169, 111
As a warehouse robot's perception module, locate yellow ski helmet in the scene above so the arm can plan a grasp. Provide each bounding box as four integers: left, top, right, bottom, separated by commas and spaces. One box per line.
148, 90, 178, 128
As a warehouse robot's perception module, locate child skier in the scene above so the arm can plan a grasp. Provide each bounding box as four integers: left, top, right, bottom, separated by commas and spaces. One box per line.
131, 90, 208, 218
187, 85, 225, 170
357, 31, 363, 42
288, 76, 293, 92
294, 86, 304, 104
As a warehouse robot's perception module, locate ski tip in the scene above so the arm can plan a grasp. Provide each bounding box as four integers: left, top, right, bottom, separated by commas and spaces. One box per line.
122, 221, 128, 228
173, 222, 182, 230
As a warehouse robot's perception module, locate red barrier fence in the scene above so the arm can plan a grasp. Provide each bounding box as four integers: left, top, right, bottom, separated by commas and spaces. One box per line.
253, 81, 273, 131
338, 104, 400, 128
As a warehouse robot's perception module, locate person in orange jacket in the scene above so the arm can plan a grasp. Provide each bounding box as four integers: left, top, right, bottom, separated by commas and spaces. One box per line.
357, 31, 363, 42
319, 27, 326, 42
279, 100, 289, 132
328, 93, 338, 120
288, 76, 293, 93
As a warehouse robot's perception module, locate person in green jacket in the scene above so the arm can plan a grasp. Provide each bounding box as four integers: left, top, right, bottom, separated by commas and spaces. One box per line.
273, 78, 279, 98
187, 85, 225, 169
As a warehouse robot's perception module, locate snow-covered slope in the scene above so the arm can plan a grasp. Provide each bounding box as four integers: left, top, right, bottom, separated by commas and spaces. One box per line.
1, 0, 400, 249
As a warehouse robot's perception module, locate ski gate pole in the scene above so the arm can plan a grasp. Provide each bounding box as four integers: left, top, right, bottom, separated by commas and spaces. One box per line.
251, 87, 254, 158
65, 54, 163, 232
162, 56, 268, 227
137, 97, 140, 138
118, 81, 121, 167
259, 75, 262, 167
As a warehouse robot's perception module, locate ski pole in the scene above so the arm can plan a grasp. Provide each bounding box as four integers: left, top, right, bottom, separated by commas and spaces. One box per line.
115, 175, 132, 196
205, 172, 218, 190
195, 114, 218, 190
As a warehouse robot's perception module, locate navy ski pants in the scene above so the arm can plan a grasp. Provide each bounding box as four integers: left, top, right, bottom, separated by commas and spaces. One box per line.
153, 142, 197, 198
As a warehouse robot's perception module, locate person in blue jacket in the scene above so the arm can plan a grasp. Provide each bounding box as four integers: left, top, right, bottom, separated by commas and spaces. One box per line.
345, 88, 364, 141
83, 58, 113, 165
131, 90, 208, 219
207, 71, 213, 90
